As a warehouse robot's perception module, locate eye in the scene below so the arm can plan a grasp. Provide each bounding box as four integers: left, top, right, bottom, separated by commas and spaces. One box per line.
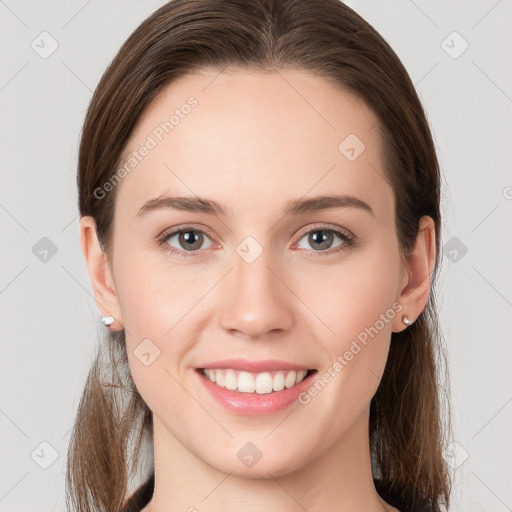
157, 224, 356, 259
157, 227, 214, 257
293, 225, 355, 256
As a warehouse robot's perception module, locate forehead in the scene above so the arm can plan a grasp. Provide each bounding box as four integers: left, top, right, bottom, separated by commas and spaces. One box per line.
115, 68, 393, 223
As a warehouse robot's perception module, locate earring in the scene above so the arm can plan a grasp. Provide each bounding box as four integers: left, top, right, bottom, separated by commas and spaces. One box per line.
402, 314, 411, 326
101, 316, 115, 326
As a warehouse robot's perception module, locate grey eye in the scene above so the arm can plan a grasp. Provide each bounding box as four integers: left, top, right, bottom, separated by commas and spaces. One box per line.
165, 229, 213, 251
297, 229, 346, 251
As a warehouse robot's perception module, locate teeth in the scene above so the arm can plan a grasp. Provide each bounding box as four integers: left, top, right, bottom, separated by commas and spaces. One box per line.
215, 372, 225, 387
284, 371, 296, 388
202, 368, 310, 394
255, 372, 273, 393
225, 370, 237, 390
273, 371, 285, 391
238, 371, 256, 393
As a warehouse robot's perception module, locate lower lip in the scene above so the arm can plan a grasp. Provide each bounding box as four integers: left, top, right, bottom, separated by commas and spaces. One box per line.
195, 369, 316, 416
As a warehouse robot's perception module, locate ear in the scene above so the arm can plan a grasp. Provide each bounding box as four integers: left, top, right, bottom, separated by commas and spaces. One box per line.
392, 215, 436, 333
79, 215, 124, 330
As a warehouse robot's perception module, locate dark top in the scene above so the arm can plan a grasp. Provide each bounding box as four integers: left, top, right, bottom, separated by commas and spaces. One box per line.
121, 473, 154, 512
120, 472, 438, 512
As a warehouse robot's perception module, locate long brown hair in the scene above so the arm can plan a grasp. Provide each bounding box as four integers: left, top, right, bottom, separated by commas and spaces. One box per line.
68, 0, 453, 510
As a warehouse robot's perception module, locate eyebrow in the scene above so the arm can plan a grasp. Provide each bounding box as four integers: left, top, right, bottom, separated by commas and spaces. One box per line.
136, 193, 374, 218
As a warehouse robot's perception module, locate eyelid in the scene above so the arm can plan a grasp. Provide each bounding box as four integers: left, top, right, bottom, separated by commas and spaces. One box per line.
294, 222, 354, 241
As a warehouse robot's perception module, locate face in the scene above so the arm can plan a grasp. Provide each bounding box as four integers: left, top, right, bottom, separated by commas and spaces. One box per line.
99, 69, 410, 477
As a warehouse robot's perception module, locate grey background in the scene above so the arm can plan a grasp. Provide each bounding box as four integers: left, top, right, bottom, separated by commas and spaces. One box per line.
1, 0, 511, 510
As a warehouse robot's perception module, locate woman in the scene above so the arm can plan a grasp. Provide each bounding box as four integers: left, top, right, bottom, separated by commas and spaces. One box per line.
67, 0, 452, 510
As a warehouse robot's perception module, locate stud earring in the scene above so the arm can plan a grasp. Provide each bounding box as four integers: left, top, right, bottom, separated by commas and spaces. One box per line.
402, 314, 412, 326
101, 316, 115, 326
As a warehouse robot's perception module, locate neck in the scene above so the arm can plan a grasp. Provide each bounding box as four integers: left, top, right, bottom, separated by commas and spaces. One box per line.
143, 406, 395, 512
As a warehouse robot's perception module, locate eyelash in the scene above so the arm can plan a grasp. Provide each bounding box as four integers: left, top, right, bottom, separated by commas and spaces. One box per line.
156, 224, 356, 259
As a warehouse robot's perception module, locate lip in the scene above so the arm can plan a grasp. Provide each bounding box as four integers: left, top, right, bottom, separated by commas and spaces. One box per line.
195, 367, 317, 416
196, 358, 312, 373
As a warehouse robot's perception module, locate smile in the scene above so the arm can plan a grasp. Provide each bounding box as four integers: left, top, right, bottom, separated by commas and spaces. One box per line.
199, 368, 315, 394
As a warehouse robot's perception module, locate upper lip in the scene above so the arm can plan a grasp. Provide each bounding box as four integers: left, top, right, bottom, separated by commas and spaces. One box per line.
196, 358, 314, 373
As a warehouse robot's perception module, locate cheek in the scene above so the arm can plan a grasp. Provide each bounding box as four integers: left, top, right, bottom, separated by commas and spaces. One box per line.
303, 246, 400, 402
114, 252, 226, 404
309, 246, 400, 348
114, 244, 203, 337
112, 251, 194, 393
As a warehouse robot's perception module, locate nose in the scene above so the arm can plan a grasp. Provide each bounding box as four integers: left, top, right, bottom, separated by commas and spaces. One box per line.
218, 245, 294, 340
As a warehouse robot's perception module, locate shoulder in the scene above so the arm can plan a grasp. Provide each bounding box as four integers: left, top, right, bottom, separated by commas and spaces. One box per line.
373, 478, 438, 512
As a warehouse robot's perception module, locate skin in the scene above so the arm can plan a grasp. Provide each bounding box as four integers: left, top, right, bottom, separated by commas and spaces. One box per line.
80, 68, 436, 512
